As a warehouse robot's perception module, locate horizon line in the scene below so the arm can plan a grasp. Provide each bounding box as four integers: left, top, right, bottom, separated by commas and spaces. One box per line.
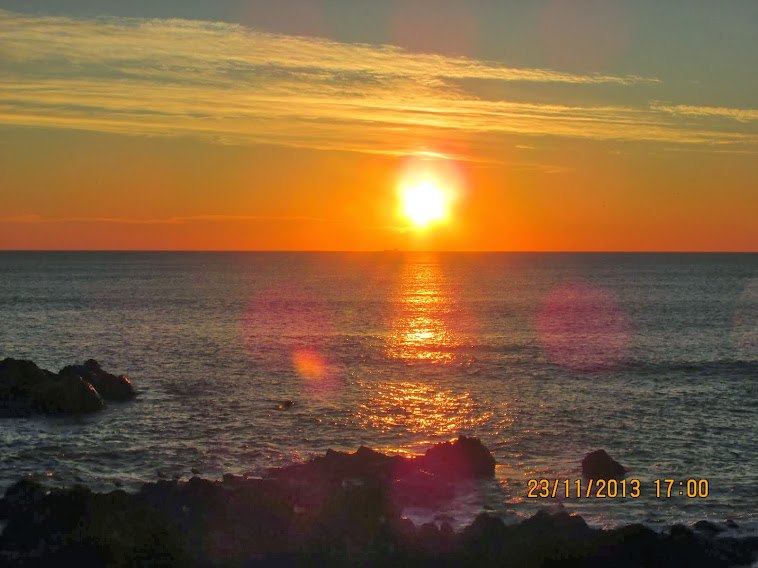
1, 249, 755, 254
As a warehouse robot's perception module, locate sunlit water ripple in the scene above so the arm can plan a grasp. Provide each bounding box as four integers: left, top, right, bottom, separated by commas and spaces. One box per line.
1, 251, 756, 534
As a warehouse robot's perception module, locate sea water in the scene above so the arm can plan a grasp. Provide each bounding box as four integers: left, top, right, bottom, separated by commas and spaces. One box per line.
1, 252, 756, 533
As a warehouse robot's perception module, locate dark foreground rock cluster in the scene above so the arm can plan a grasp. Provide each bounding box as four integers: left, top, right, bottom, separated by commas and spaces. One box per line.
1, 437, 756, 567
581, 449, 626, 480
0, 358, 134, 417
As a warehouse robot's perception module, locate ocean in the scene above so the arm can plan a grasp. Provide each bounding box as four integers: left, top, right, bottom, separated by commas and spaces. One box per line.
1, 251, 756, 534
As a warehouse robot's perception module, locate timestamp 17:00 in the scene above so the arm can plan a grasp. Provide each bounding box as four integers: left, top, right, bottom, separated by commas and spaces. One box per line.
526, 478, 710, 499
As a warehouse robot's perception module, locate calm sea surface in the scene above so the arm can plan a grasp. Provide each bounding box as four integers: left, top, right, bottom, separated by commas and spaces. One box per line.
1, 252, 756, 532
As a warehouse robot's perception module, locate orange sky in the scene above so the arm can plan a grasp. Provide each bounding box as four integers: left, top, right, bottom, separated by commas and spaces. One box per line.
1, 3, 757, 251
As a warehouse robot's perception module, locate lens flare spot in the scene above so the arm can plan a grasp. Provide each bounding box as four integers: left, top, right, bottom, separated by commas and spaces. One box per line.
293, 348, 327, 380
536, 282, 630, 371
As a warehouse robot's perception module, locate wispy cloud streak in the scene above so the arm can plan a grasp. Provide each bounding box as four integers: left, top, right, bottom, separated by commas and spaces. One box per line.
0, 9, 755, 156
0, 214, 337, 225
651, 102, 758, 123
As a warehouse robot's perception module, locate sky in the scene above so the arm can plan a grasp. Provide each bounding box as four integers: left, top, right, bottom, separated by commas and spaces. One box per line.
1, 0, 756, 251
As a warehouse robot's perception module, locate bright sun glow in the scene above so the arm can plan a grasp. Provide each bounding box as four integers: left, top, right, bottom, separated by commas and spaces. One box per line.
402, 181, 449, 228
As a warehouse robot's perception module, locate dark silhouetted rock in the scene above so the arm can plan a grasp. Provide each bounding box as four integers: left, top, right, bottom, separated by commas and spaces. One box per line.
0, 358, 104, 416
518, 506, 593, 543
1, 478, 50, 519
458, 513, 509, 565
582, 449, 626, 479
0, 358, 134, 417
417, 435, 496, 479
670, 523, 695, 542
60, 359, 135, 402
266, 437, 494, 513
393, 469, 455, 508
0, 479, 191, 567
3, 440, 758, 567
694, 520, 725, 535
0, 358, 56, 416
41, 373, 105, 414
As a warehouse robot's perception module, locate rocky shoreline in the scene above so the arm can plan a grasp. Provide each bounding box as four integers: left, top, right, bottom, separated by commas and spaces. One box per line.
1, 436, 756, 567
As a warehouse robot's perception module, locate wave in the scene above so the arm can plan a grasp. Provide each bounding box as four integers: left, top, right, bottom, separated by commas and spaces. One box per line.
625, 359, 758, 377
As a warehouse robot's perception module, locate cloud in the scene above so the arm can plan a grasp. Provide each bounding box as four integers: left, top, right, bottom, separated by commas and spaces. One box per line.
0, 214, 337, 225
0, 9, 755, 157
651, 102, 758, 123
0, 10, 653, 87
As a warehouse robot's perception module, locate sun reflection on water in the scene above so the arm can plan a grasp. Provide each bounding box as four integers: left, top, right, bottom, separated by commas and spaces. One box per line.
385, 258, 467, 363
357, 257, 488, 441
355, 380, 491, 438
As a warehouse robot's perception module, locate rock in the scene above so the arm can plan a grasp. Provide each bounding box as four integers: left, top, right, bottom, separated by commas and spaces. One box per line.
670, 523, 694, 542
0, 358, 104, 416
440, 522, 454, 536
519, 507, 593, 543
416, 435, 496, 479
581, 449, 626, 479
0, 358, 135, 416
694, 520, 725, 535
262, 437, 499, 524
39, 373, 105, 414
390, 516, 417, 549
3, 446, 758, 568
267, 437, 494, 515
279, 445, 400, 488
594, 523, 661, 567
222, 473, 241, 485
59, 359, 135, 402
459, 513, 509, 564
1, 478, 50, 518
394, 470, 455, 509
0, 358, 55, 416
417, 522, 444, 553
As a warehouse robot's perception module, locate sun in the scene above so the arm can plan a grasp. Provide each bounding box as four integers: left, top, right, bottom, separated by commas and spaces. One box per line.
396, 154, 463, 230
401, 181, 450, 228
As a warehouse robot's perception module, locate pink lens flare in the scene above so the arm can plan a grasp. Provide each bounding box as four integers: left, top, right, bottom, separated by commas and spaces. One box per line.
240, 283, 340, 396
292, 346, 341, 397
536, 282, 631, 371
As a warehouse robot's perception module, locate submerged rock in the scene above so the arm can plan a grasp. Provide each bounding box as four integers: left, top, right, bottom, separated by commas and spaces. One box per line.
582, 448, 626, 479
0, 358, 134, 417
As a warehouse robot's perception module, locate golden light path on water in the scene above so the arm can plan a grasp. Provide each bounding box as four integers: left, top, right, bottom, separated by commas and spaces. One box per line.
385, 258, 459, 363
355, 257, 491, 445
355, 380, 487, 438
